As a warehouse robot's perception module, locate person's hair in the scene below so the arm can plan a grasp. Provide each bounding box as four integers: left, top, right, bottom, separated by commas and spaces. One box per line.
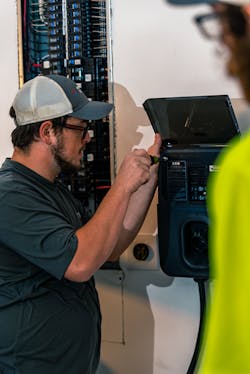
224, 4, 247, 39
217, 3, 250, 102
226, 38, 250, 103
9, 106, 66, 151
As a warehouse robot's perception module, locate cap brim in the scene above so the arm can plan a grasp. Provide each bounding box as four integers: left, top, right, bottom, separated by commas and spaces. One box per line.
166, 0, 249, 5
166, 0, 215, 4
71, 101, 113, 121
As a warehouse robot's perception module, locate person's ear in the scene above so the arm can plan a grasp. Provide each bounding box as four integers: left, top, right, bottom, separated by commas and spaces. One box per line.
39, 121, 54, 144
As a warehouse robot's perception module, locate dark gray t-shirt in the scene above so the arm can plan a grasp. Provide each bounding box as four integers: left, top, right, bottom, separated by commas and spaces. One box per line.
0, 159, 101, 374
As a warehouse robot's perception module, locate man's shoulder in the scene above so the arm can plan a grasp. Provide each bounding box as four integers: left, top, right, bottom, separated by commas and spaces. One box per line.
0, 159, 28, 186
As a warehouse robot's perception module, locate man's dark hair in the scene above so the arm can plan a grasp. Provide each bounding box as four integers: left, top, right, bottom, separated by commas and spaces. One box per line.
9, 106, 66, 151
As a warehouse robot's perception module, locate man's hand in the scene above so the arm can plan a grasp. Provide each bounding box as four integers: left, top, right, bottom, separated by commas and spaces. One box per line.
147, 133, 162, 160
115, 133, 162, 196
115, 149, 152, 194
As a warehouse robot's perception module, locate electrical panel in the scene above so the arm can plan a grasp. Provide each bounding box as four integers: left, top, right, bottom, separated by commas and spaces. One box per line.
18, 0, 112, 218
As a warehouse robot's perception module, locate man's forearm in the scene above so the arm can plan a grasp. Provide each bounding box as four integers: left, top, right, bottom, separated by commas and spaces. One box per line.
108, 167, 158, 260
65, 149, 153, 281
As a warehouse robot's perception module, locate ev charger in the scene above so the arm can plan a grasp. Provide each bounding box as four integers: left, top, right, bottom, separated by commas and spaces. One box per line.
143, 95, 240, 279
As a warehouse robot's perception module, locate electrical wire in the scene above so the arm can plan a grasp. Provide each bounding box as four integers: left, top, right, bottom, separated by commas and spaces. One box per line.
187, 278, 207, 374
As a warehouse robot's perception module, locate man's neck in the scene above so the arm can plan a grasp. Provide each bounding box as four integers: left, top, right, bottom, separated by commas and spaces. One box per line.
11, 145, 59, 182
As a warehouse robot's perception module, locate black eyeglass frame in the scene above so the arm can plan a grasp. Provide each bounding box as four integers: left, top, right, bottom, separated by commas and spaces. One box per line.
49, 116, 91, 139
194, 12, 221, 40
194, 5, 247, 40
63, 122, 90, 139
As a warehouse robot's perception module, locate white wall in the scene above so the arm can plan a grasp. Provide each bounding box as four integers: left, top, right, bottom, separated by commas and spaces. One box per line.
0, 0, 19, 165
111, 0, 242, 104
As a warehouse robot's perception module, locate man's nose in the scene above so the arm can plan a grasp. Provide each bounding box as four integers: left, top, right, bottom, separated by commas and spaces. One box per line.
82, 131, 91, 143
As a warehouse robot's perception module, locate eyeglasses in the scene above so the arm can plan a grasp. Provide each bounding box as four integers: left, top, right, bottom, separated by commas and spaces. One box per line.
194, 6, 247, 40
194, 13, 222, 40
63, 122, 90, 139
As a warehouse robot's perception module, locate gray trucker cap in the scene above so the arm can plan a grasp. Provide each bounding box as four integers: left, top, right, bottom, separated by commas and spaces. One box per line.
12, 74, 113, 126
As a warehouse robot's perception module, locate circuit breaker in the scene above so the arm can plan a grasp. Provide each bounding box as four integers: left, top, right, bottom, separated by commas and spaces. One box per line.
18, 0, 113, 218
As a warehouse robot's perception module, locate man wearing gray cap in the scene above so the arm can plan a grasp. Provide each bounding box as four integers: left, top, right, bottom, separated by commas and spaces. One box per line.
168, 0, 250, 372
0, 74, 161, 373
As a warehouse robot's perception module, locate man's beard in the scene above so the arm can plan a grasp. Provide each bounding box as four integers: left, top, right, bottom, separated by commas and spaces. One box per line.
51, 134, 82, 174
54, 152, 81, 174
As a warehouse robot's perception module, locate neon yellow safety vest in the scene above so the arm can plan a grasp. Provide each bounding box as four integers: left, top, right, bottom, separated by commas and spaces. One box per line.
197, 131, 250, 374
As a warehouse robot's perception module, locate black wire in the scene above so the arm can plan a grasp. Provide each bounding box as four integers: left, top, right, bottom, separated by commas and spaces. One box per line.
186, 278, 207, 374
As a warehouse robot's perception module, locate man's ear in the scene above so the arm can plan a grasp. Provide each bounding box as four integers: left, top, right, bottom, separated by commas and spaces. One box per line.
39, 121, 54, 144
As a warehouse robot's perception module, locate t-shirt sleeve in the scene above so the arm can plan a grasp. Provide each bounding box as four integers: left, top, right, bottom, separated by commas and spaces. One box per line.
0, 188, 79, 280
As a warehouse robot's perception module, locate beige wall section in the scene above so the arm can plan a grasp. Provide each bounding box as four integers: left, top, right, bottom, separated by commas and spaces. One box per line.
96, 270, 200, 374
